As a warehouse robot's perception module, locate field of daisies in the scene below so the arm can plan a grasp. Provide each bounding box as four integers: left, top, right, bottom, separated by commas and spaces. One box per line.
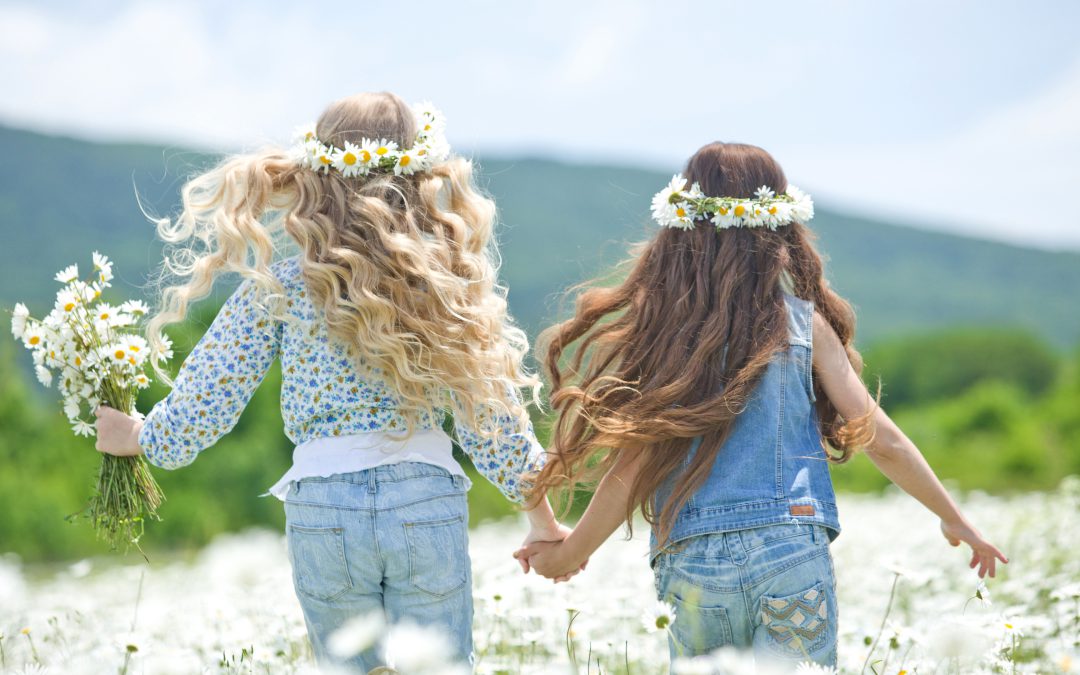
2, 479, 1078, 675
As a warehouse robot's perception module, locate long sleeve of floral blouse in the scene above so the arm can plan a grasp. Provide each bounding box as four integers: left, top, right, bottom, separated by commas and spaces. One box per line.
138, 279, 281, 469
451, 390, 548, 504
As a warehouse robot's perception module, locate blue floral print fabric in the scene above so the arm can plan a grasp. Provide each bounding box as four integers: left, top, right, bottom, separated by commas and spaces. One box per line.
138, 257, 545, 503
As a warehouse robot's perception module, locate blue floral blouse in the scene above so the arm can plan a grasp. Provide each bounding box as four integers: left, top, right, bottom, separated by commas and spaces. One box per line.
138, 257, 546, 503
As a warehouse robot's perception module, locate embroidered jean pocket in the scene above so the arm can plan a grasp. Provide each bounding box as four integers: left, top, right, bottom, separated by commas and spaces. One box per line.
286, 524, 353, 602
404, 515, 468, 597
760, 581, 829, 658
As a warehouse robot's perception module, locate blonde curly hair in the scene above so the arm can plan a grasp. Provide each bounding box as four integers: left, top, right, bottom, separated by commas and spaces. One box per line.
146, 91, 540, 435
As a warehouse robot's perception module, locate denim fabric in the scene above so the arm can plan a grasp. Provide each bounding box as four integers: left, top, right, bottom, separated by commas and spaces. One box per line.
283, 462, 474, 671
652, 292, 841, 557
653, 523, 838, 668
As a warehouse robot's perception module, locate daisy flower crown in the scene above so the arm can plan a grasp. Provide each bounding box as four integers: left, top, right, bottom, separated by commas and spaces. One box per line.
651, 174, 814, 230
293, 102, 450, 178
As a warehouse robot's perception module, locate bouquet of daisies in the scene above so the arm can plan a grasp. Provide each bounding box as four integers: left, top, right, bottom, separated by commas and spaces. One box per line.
10, 252, 166, 550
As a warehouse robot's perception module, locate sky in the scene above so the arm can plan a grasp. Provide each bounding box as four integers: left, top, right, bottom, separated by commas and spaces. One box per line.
2, 0, 1079, 250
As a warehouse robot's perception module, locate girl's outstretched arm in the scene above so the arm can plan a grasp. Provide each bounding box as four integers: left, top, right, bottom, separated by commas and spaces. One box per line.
514, 449, 644, 580
812, 312, 1009, 578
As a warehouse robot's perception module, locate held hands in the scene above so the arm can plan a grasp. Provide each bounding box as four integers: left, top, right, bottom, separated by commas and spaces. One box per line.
941, 517, 1009, 578
93, 406, 144, 457
514, 523, 588, 583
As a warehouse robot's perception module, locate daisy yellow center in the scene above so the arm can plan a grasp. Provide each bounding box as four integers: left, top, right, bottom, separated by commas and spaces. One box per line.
128, 356, 137, 365
129, 345, 140, 352
376, 146, 389, 156
768, 206, 778, 215
75, 356, 82, 366
100, 313, 109, 320
655, 616, 670, 630
417, 148, 427, 156
360, 150, 372, 162
1005, 623, 1013, 629
319, 155, 332, 165
64, 302, 76, 311
28, 336, 40, 345
675, 207, 687, 218
399, 155, 411, 167
424, 123, 432, 131
114, 349, 125, 359
343, 152, 357, 166
93, 290, 101, 299
304, 131, 314, 141
719, 206, 729, 215
734, 205, 746, 217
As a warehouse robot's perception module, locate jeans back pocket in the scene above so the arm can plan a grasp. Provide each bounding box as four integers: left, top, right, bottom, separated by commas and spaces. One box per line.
403, 515, 468, 597
287, 524, 354, 602
759, 580, 829, 657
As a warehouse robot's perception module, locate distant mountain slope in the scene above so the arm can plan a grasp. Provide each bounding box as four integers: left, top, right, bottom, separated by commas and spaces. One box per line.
2, 125, 1078, 348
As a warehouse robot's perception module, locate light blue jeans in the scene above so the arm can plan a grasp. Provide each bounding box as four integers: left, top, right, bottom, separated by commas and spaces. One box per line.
283, 462, 474, 671
652, 523, 838, 668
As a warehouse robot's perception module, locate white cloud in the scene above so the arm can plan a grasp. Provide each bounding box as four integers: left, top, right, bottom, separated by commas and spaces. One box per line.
783, 58, 1080, 249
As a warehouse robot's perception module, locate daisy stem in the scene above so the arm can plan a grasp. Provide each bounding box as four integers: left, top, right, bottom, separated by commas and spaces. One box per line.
861, 572, 900, 675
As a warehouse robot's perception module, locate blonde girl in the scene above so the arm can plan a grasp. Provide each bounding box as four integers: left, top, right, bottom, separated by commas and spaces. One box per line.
94, 91, 568, 670
515, 142, 1008, 669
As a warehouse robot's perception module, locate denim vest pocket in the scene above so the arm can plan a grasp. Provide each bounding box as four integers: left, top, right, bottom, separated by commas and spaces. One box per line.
404, 515, 468, 597
286, 524, 354, 601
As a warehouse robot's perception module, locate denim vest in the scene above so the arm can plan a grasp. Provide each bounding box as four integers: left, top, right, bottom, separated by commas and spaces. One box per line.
651, 292, 840, 559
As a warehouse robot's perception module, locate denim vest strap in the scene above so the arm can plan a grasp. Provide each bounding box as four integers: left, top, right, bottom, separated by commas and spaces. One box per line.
651, 292, 840, 559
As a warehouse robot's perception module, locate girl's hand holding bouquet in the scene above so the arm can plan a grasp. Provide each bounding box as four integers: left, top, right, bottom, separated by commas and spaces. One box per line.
10, 253, 166, 551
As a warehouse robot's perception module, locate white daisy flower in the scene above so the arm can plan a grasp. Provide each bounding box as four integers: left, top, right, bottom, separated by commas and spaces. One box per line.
641, 600, 677, 633
754, 185, 776, 200
120, 299, 149, 317
104, 343, 130, 364
651, 175, 689, 227
55, 290, 79, 314
64, 398, 81, 420
10, 302, 29, 339
153, 334, 174, 363
71, 419, 95, 437
731, 200, 752, 226
55, 264, 79, 284
371, 139, 399, 164
92, 251, 113, 284
35, 364, 53, 387
787, 185, 814, 222
310, 142, 334, 174
293, 122, 317, 145
331, 140, 367, 177
327, 612, 384, 659
22, 323, 45, 350
711, 203, 737, 229
121, 335, 150, 364
134, 373, 151, 389
394, 149, 420, 176
671, 201, 697, 229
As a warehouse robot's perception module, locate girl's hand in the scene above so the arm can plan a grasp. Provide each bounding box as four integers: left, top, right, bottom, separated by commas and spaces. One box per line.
93, 406, 144, 457
941, 518, 1009, 578
517, 522, 575, 578
515, 539, 589, 582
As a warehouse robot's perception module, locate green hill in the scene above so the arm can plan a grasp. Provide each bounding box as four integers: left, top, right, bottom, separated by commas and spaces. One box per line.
2, 124, 1079, 349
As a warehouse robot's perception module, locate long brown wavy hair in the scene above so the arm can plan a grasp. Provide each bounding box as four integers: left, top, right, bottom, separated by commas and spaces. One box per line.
531, 142, 874, 545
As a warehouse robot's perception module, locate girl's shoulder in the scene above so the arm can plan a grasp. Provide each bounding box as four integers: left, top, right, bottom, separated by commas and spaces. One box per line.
781, 291, 814, 348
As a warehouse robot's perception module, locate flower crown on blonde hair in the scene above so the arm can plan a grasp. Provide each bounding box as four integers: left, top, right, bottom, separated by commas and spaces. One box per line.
293, 102, 450, 177
651, 174, 814, 230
